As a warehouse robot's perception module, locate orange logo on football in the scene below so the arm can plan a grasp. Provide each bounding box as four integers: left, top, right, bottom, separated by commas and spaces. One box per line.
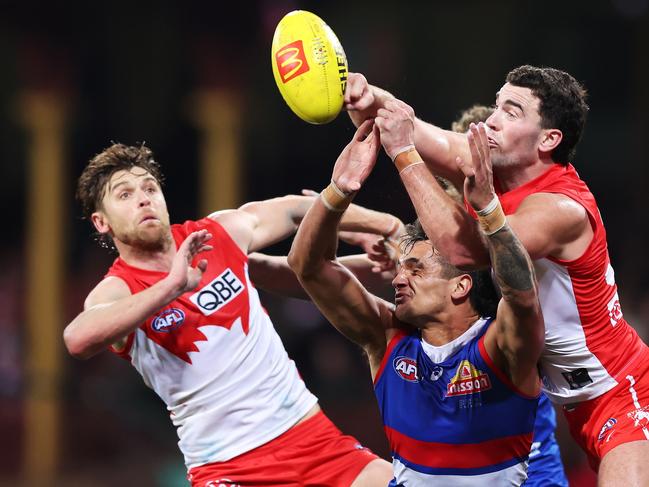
276, 40, 310, 83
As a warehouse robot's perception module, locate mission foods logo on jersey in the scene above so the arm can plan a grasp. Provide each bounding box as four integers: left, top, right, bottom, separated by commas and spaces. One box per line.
190, 268, 244, 316
447, 360, 492, 396
393, 356, 419, 382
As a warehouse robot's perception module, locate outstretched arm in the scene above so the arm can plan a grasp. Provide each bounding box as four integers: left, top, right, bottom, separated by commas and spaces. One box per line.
459, 123, 544, 396
64, 230, 213, 359
356, 78, 592, 268
288, 121, 394, 373
210, 194, 402, 255
376, 98, 490, 269
345, 72, 470, 186
249, 252, 395, 301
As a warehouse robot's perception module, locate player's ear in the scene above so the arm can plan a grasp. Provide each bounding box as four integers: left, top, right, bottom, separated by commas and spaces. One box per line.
451, 274, 473, 300
538, 128, 562, 156
91, 211, 111, 235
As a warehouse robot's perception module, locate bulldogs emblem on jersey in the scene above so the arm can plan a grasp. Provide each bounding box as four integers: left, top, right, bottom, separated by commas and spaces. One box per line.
151, 308, 186, 332
430, 366, 444, 381
447, 360, 492, 396
393, 356, 419, 382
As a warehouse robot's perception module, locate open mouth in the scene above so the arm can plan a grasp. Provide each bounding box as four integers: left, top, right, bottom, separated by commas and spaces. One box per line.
140, 215, 159, 224
394, 293, 410, 304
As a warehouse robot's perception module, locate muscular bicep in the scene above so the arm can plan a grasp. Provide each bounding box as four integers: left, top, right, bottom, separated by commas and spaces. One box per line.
297, 261, 391, 359
248, 253, 309, 299
83, 277, 133, 351
507, 193, 593, 261
84, 276, 132, 310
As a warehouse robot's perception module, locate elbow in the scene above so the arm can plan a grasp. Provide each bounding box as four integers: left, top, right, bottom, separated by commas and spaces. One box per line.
287, 245, 322, 281
287, 247, 308, 278
63, 325, 95, 360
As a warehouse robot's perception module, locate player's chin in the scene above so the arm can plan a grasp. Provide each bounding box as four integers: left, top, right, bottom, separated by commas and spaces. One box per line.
393, 303, 410, 322
135, 227, 170, 251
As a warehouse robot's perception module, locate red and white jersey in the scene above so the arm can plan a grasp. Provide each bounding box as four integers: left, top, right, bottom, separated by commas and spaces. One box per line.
105, 218, 318, 469
496, 164, 646, 404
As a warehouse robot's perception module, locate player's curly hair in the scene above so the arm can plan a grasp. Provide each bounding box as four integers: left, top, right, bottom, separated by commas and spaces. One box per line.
76, 142, 165, 249
400, 220, 500, 318
507, 65, 589, 165
451, 105, 494, 134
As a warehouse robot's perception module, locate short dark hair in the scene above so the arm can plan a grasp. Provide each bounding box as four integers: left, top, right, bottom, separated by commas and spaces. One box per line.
506, 65, 589, 165
400, 220, 500, 317
76, 142, 164, 248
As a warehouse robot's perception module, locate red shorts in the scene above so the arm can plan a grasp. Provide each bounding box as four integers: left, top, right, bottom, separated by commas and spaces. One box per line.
187, 411, 379, 487
563, 347, 649, 470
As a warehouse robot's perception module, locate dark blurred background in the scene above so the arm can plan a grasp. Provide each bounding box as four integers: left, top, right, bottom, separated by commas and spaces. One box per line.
1, 0, 647, 485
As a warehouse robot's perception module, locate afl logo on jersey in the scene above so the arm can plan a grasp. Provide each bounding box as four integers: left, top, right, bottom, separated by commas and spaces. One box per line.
394, 356, 419, 382
152, 308, 186, 332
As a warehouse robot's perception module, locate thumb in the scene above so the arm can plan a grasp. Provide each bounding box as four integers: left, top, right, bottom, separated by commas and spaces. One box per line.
455, 156, 475, 179
196, 259, 208, 272
354, 119, 375, 141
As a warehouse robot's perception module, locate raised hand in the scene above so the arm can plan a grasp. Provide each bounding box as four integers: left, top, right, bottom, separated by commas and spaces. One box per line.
375, 99, 416, 160
167, 230, 213, 295
339, 231, 399, 273
331, 119, 381, 194
344, 73, 375, 112
455, 122, 497, 211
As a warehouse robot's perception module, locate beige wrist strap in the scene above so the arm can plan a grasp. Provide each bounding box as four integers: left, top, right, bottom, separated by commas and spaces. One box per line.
476, 196, 507, 235
321, 180, 353, 212
394, 147, 425, 175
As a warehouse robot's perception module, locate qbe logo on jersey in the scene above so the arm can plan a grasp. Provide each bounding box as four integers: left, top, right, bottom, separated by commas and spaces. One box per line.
190, 268, 244, 316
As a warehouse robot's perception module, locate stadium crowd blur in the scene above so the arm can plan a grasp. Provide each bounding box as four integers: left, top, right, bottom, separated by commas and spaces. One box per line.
1, 1, 647, 485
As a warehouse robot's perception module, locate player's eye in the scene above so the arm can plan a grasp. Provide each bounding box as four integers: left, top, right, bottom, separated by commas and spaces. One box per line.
119, 191, 130, 199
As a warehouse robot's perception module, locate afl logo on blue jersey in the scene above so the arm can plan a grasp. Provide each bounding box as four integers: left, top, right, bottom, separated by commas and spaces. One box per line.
152, 308, 186, 332
393, 356, 419, 382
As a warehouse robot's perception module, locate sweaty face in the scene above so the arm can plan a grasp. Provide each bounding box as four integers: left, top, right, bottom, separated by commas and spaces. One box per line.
484, 83, 545, 168
94, 167, 171, 252
392, 241, 456, 326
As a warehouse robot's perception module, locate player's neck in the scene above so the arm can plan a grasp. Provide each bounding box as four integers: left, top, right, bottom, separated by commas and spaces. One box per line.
495, 155, 556, 193
115, 237, 176, 272
420, 310, 480, 346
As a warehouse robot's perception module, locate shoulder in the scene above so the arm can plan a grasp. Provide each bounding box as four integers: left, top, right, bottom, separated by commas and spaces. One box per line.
507, 192, 592, 260
207, 209, 256, 253
516, 192, 590, 238
84, 276, 132, 310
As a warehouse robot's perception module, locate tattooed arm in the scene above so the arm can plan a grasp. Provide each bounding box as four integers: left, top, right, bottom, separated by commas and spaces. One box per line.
486, 223, 544, 395
458, 122, 544, 396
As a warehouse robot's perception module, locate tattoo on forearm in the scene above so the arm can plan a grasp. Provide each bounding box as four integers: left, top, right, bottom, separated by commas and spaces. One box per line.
487, 224, 535, 293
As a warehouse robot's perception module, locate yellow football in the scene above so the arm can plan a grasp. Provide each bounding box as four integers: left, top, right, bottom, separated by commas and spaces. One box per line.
271, 10, 348, 124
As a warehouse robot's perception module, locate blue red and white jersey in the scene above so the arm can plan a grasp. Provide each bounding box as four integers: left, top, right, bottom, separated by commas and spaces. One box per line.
374, 318, 538, 486
495, 164, 646, 404
524, 393, 568, 486
105, 218, 317, 469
